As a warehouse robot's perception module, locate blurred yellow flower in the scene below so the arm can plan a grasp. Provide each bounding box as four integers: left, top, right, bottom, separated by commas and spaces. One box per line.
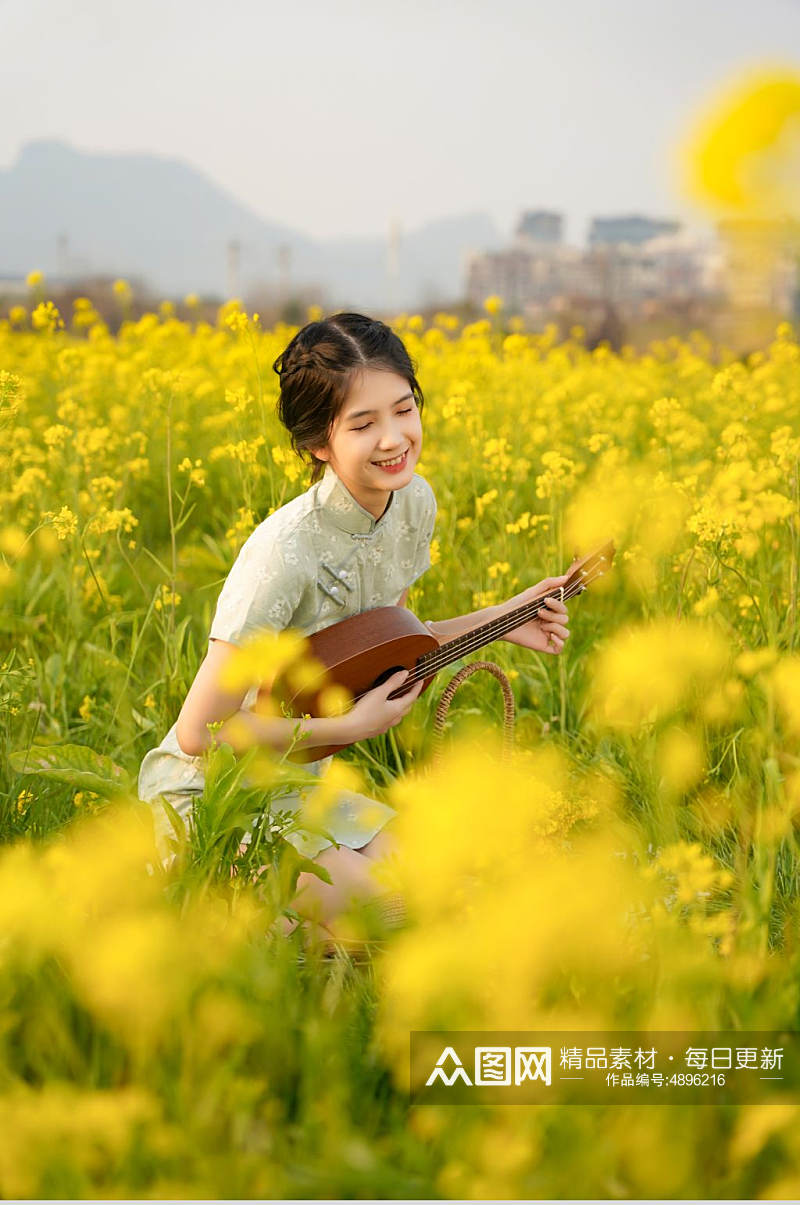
31, 301, 63, 332
681, 67, 800, 216
589, 619, 731, 731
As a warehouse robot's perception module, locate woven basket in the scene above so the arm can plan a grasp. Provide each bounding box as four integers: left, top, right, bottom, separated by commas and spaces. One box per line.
432, 660, 515, 766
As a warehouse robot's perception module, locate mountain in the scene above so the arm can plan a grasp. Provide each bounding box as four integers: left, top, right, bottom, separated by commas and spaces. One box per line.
0, 140, 502, 308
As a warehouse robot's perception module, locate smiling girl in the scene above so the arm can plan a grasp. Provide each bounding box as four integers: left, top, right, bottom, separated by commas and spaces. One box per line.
138, 312, 570, 954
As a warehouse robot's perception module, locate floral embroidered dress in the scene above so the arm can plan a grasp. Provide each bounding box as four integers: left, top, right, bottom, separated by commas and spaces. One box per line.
138, 462, 437, 860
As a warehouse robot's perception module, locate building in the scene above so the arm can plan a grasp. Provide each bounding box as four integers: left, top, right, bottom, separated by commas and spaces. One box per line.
588, 215, 681, 248
716, 219, 800, 314
465, 210, 725, 313
515, 211, 563, 246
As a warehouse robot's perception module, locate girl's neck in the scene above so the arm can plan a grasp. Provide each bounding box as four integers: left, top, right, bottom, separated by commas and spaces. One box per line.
326, 465, 392, 521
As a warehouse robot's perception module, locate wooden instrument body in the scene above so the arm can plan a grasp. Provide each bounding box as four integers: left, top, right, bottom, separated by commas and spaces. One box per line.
257, 606, 440, 762
253, 537, 615, 764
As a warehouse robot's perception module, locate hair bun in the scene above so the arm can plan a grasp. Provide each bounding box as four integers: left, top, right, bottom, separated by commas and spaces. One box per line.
279, 351, 316, 379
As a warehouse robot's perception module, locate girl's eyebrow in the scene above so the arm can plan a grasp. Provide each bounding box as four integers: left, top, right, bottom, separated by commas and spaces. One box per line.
345, 392, 414, 421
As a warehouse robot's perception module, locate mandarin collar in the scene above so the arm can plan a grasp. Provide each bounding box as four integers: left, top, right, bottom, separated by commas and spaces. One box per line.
317, 462, 397, 536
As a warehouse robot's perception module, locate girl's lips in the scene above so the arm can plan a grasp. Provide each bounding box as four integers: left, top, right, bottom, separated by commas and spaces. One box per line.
371, 450, 409, 474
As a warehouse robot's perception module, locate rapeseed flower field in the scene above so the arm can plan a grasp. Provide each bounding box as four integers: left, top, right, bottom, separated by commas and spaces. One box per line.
1, 291, 800, 1197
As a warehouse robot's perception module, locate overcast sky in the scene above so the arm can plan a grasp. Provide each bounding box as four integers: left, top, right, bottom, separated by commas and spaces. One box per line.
3, 0, 799, 245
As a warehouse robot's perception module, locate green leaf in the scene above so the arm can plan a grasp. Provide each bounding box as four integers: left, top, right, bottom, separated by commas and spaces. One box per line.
9, 742, 133, 798
280, 841, 334, 886
131, 707, 156, 731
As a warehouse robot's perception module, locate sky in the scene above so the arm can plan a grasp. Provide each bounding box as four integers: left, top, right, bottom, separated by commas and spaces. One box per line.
3, 0, 800, 246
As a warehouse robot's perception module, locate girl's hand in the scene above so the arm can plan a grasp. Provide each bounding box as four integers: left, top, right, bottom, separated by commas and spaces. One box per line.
343, 670, 425, 743
500, 573, 571, 655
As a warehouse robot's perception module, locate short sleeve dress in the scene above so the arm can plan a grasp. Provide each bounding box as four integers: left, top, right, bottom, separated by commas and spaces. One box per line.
138, 463, 437, 861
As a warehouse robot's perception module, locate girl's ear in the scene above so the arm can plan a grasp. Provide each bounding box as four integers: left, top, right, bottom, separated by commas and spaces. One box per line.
309, 445, 330, 462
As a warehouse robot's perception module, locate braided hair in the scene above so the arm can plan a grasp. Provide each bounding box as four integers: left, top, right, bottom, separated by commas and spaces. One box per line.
273, 312, 425, 484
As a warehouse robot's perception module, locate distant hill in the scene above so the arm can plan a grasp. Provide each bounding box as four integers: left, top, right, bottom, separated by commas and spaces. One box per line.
0, 140, 502, 308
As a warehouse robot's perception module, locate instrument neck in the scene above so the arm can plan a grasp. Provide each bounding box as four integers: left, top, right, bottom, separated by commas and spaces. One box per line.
415, 589, 566, 677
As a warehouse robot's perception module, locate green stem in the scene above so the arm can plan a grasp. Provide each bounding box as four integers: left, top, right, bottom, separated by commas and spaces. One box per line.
164, 390, 179, 676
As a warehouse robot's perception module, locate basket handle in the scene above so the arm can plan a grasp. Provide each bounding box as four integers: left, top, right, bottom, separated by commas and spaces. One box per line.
432, 660, 515, 767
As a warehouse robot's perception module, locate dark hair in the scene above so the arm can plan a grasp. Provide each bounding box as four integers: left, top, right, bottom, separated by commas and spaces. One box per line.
273, 312, 425, 484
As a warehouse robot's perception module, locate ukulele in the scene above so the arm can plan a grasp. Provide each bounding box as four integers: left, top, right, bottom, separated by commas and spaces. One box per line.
257, 539, 615, 762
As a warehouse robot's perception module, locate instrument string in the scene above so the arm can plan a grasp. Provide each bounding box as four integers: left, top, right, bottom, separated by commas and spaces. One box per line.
423, 574, 599, 670
360, 564, 607, 702
404, 569, 603, 686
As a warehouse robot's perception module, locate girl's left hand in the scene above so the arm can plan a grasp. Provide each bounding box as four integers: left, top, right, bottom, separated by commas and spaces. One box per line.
500, 574, 570, 655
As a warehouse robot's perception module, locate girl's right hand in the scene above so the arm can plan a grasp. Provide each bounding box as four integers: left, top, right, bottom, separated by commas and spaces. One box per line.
344, 669, 425, 743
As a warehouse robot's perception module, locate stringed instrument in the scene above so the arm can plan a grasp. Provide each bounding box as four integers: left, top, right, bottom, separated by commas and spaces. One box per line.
257, 539, 615, 762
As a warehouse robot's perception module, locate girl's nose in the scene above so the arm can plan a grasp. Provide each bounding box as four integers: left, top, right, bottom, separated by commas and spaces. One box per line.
376, 421, 406, 450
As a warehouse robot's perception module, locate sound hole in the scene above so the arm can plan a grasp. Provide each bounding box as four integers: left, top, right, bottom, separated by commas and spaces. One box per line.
371, 665, 407, 690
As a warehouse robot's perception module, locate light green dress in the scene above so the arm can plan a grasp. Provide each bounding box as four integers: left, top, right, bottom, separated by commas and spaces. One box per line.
138, 463, 437, 862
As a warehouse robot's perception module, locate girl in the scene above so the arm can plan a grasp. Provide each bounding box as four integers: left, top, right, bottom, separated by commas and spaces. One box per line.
138, 312, 570, 954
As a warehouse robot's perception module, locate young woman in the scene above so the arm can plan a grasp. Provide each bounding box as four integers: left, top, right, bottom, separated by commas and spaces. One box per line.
138, 313, 570, 954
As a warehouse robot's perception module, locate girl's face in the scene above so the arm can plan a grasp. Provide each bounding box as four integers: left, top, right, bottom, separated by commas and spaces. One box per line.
311, 367, 423, 518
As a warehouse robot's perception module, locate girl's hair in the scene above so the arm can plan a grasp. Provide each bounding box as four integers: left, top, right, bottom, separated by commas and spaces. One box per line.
273, 312, 425, 483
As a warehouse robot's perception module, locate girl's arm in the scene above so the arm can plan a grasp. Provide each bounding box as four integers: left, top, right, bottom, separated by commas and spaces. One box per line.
423, 574, 571, 654
176, 638, 355, 758
176, 638, 423, 758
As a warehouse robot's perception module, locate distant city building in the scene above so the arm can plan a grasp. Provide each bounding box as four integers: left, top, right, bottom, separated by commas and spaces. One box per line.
717, 219, 800, 314
465, 210, 726, 312
466, 244, 588, 309
589, 215, 681, 247
515, 210, 563, 245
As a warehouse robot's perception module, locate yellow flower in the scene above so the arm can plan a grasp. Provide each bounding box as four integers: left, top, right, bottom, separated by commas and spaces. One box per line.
589, 619, 731, 731
535, 451, 577, 499
78, 695, 93, 722
736, 647, 778, 678
770, 656, 800, 736
31, 301, 63, 332
177, 457, 206, 487
16, 789, 33, 815
0, 525, 28, 558
219, 628, 310, 694
44, 506, 78, 541
681, 67, 800, 216
475, 488, 498, 518
86, 507, 139, 536
25, 269, 43, 288
153, 584, 182, 612
693, 586, 720, 616
483, 294, 503, 315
